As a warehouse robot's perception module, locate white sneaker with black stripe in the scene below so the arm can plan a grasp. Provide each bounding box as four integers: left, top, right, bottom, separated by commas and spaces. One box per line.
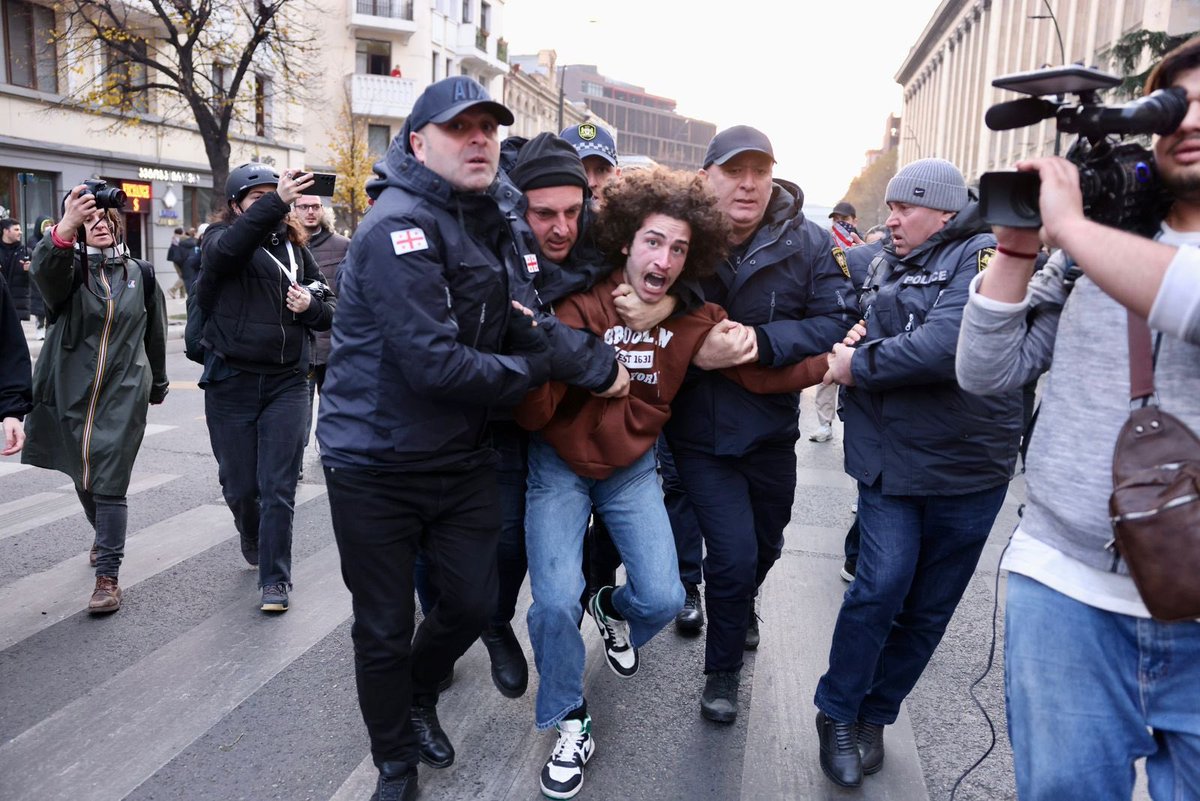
588, 588, 638, 677
540, 715, 594, 799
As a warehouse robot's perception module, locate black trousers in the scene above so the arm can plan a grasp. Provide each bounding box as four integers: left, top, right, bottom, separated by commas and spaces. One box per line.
326, 462, 500, 769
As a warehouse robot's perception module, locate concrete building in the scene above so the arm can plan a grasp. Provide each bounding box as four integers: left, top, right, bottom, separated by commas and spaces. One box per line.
896, 0, 1200, 183
302, 0, 510, 174
0, 0, 303, 274
560, 64, 715, 171
503, 50, 590, 140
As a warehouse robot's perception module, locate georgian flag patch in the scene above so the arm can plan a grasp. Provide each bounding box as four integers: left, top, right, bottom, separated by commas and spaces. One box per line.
524, 253, 540, 274
391, 227, 428, 255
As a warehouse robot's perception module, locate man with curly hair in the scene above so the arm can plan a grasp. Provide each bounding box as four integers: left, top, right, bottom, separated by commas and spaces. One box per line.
515, 167, 834, 800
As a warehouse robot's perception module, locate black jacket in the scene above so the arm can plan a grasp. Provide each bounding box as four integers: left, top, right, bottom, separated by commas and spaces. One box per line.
842, 203, 1022, 495
306, 226, 350, 366
196, 194, 335, 373
0, 239, 31, 320
316, 147, 553, 472
0, 272, 32, 421
666, 179, 858, 456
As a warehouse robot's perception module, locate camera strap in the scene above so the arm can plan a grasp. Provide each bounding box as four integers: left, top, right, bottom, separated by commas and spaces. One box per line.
260, 242, 298, 285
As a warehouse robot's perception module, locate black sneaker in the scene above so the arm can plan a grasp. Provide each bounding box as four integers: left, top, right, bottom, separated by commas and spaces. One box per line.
700, 670, 740, 723
588, 588, 638, 677
840, 558, 856, 583
260, 583, 288, 612
540, 714, 594, 799
675, 582, 704, 634
744, 600, 760, 651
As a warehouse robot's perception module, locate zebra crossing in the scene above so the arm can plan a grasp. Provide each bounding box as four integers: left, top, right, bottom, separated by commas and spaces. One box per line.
0, 388, 1002, 801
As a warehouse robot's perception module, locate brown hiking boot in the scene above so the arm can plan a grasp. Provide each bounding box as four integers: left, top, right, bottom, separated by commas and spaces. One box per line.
89, 543, 98, 567
88, 576, 122, 614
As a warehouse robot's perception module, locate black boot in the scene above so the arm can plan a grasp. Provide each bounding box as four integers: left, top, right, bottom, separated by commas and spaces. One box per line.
817, 711, 862, 788
700, 670, 740, 723
675, 582, 704, 634
371, 762, 418, 801
410, 703, 454, 768
858, 721, 885, 775
480, 622, 528, 698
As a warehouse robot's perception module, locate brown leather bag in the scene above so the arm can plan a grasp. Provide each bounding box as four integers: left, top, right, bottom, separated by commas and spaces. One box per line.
1108, 312, 1200, 622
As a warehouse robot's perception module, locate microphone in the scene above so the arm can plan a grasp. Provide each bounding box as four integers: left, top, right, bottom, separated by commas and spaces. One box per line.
985, 97, 1060, 131
1066, 87, 1189, 136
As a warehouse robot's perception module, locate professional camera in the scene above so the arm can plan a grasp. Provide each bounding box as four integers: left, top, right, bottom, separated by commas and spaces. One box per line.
978, 66, 1188, 233
303, 279, 332, 301
81, 179, 127, 210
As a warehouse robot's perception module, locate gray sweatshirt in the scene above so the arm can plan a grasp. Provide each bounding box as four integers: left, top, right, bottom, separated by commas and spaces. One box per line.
955, 230, 1200, 572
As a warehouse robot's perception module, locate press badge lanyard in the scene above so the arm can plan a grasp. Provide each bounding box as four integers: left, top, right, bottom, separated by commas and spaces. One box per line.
261, 242, 299, 285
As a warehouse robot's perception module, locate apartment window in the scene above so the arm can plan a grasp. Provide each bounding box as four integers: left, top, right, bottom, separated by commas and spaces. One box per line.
431, 53, 438, 82
368, 123, 390, 157
581, 81, 603, 98
460, 0, 472, 23
355, 39, 391, 75
480, 0, 490, 33
432, 0, 450, 15
254, 74, 271, 136
104, 38, 149, 113
3, 0, 57, 92
183, 185, 215, 229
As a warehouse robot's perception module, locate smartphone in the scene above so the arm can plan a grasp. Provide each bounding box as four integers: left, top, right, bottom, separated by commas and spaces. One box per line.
306, 171, 337, 197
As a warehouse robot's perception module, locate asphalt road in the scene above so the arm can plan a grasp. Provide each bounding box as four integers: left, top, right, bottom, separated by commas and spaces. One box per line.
1, 311, 1028, 801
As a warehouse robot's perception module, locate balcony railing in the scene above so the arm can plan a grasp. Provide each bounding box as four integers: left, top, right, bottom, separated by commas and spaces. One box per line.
349, 72, 417, 119
355, 0, 413, 19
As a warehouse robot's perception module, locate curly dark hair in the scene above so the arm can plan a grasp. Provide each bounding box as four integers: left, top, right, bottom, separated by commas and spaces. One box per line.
594, 167, 730, 286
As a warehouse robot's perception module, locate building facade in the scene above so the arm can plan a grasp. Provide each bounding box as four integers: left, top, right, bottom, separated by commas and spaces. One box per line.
560, 64, 715, 171
896, 0, 1200, 183
503, 50, 590, 140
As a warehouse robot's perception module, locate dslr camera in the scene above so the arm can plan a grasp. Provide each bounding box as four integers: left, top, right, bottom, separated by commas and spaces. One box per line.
979, 65, 1188, 234
81, 178, 127, 210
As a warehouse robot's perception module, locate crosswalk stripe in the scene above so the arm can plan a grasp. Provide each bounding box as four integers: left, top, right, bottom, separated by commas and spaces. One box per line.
0, 537, 349, 801
142, 423, 176, 437
0, 474, 180, 541
0, 462, 31, 477
0, 484, 326, 653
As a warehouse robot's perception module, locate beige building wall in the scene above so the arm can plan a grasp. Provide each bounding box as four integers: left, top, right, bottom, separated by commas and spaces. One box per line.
896, 0, 1200, 184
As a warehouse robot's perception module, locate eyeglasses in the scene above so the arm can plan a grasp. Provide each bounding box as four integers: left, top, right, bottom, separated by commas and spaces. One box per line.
295, 204, 323, 212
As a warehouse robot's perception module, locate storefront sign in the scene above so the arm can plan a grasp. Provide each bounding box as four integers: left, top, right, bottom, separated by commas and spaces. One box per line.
137, 167, 201, 185
119, 180, 153, 214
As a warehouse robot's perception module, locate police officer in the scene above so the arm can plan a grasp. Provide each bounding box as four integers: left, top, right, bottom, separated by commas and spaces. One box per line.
316, 76, 554, 801
666, 125, 857, 723
814, 159, 1022, 788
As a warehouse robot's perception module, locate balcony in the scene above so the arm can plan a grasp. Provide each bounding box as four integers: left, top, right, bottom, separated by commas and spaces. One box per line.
349, 0, 417, 41
454, 24, 508, 80
349, 72, 417, 120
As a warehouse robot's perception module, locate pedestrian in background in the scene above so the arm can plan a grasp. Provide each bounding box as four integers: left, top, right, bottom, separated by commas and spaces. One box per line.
22, 186, 169, 614
0, 268, 32, 456
0, 218, 31, 320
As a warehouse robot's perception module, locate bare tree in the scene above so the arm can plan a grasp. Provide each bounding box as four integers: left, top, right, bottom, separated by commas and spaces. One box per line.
52, 0, 318, 213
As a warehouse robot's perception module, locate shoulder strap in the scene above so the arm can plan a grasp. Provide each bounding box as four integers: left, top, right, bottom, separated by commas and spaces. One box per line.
1127, 311, 1156, 403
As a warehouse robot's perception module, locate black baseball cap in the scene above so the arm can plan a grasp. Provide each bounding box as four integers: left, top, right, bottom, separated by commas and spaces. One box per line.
830, 201, 857, 217
408, 76, 514, 133
703, 125, 776, 168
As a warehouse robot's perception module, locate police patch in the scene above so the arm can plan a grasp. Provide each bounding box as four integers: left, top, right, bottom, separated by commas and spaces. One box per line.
977, 247, 996, 273
578, 123, 597, 141
391, 227, 428, 255
832, 247, 850, 279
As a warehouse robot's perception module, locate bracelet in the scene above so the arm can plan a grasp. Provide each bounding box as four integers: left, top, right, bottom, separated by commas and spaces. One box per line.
49, 224, 76, 249
995, 245, 1039, 260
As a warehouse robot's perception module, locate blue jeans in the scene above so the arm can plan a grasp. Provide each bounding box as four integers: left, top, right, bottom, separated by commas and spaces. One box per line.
814, 480, 1007, 725
1006, 573, 1200, 801
204, 369, 307, 587
525, 437, 685, 729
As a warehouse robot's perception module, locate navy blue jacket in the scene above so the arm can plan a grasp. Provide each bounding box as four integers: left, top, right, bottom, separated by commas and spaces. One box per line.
317, 148, 552, 472
666, 179, 857, 456
843, 203, 1022, 495
845, 238, 886, 298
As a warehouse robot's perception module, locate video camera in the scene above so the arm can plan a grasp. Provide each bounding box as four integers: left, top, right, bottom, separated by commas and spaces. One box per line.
978, 66, 1188, 233
81, 178, 127, 210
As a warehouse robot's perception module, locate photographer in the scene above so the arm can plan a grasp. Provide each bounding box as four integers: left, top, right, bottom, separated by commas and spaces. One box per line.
196, 164, 335, 614
957, 37, 1200, 801
22, 185, 168, 614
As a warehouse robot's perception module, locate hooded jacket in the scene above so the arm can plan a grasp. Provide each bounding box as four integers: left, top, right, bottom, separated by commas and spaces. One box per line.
22, 237, 168, 494
665, 179, 858, 456
516, 270, 829, 478
316, 144, 553, 472
196, 193, 335, 374
843, 202, 1022, 495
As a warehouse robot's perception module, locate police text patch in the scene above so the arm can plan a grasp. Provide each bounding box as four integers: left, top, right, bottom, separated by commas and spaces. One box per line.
832, 247, 850, 279
977, 247, 996, 273
391, 228, 428, 255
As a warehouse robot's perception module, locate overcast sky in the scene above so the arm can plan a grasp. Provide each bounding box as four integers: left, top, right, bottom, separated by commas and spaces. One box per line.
503, 0, 945, 205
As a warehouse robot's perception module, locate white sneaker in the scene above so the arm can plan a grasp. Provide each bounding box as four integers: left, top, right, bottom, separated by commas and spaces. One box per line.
588, 588, 638, 677
809, 424, 833, 443
540, 715, 594, 799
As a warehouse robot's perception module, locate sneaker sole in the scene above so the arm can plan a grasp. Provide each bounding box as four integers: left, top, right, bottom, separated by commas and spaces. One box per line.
260, 602, 288, 612
839, 568, 855, 582
588, 594, 638, 678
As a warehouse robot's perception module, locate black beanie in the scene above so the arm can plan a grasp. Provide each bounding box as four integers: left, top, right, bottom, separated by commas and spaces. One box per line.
509, 132, 588, 192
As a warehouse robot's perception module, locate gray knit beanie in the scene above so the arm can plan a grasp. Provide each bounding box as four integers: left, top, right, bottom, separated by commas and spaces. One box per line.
885, 158, 967, 212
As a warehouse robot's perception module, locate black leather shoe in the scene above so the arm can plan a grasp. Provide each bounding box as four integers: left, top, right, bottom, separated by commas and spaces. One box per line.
410, 703, 454, 768
858, 721, 885, 774
371, 763, 418, 801
700, 670, 740, 723
481, 622, 528, 698
817, 710, 863, 788
675, 583, 704, 634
